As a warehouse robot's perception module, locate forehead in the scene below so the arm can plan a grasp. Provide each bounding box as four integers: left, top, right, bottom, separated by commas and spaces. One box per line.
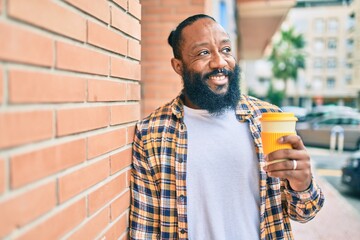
180, 18, 229, 49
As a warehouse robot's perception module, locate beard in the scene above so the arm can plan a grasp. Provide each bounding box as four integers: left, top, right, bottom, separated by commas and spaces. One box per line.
182, 64, 241, 115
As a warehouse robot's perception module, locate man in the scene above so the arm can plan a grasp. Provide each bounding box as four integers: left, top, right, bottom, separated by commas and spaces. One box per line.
130, 14, 324, 240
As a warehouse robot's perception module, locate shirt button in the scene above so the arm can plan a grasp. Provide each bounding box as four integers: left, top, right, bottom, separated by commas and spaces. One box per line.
178, 195, 185, 203
178, 157, 183, 163
179, 123, 185, 131
180, 229, 186, 234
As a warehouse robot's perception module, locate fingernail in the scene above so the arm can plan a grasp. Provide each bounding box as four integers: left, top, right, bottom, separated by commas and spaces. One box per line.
278, 137, 284, 143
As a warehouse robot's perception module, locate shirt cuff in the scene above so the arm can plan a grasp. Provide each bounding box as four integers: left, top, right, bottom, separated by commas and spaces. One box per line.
284, 178, 319, 203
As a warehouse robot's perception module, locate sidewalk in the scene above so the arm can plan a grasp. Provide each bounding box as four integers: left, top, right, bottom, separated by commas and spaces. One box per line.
291, 149, 360, 240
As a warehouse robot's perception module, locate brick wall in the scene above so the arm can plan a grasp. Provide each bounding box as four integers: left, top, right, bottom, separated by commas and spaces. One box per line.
141, 0, 209, 117
0, 0, 141, 239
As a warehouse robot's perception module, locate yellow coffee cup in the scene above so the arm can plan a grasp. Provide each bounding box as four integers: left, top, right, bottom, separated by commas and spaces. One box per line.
260, 112, 298, 155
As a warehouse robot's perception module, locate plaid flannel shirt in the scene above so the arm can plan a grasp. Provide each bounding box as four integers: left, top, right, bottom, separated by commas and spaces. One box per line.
130, 93, 324, 240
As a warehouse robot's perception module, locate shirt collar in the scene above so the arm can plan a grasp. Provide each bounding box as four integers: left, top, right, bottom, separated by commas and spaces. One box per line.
170, 92, 257, 122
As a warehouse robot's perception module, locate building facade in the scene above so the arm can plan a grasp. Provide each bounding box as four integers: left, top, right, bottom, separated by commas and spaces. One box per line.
349, 0, 360, 107
247, 2, 358, 109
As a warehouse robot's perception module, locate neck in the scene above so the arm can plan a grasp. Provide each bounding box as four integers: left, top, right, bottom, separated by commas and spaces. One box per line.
183, 95, 201, 110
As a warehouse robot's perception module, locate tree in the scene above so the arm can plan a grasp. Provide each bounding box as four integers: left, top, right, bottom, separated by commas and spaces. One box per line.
268, 27, 306, 105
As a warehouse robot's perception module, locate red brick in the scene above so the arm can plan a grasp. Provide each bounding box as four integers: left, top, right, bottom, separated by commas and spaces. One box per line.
0, 110, 53, 149
16, 198, 86, 240
159, 12, 194, 23
143, 82, 181, 99
128, 39, 141, 60
88, 21, 127, 55
142, 6, 173, 15
110, 190, 130, 220
128, 0, 141, 20
111, 7, 141, 39
127, 124, 136, 144
88, 173, 127, 214
8, 0, 86, 41
0, 158, 4, 194
0, 22, 53, 67
110, 104, 140, 125
0, 181, 56, 238
65, 0, 110, 23
127, 82, 141, 101
175, 6, 203, 14
126, 169, 131, 187
9, 70, 86, 103
159, 0, 192, 6
58, 157, 109, 203
111, 57, 140, 80
68, 207, 109, 240
113, 0, 127, 10
11, 139, 86, 188
191, 0, 205, 4
56, 41, 109, 76
99, 213, 128, 240
110, 147, 132, 175
87, 129, 127, 159
57, 106, 109, 136
88, 79, 127, 102
0, 67, 3, 104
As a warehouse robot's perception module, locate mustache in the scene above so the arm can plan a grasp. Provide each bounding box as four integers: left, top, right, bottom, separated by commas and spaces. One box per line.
204, 68, 230, 79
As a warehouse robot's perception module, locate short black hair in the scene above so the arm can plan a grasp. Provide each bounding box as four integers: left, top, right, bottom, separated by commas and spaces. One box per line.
167, 14, 216, 59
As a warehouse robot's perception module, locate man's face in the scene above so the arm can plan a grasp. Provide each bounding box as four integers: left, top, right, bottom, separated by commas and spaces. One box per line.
174, 18, 240, 113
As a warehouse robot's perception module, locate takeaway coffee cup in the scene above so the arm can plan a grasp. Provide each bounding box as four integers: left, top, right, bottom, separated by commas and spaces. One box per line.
260, 112, 298, 159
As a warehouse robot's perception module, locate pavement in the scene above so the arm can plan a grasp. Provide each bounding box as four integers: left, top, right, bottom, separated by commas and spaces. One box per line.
291, 148, 360, 240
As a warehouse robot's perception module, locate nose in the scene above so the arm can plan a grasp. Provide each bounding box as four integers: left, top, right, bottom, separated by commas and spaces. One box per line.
209, 52, 227, 70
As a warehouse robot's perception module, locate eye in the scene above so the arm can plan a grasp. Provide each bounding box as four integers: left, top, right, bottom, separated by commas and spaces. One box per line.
222, 47, 231, 53
198, 50, 210, 56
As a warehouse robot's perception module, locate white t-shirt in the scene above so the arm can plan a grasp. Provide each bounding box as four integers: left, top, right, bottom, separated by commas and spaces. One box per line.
184, 106, 260, 240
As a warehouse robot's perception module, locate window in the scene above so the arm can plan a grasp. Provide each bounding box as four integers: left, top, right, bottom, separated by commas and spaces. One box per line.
345, 75, 352, 84
327, 77, 336, 89
314, 39, 324, 51
314, 18, 325, 33
347, 39, 354, 51
327, 18, 338, 33
219, 1, 228, 30
347, 12, 355, 30
312, 77, 323, 90
328, 38, 337, 50
313, 58, 323, 68
327, 58, 337, 68
319, 118, 340, 125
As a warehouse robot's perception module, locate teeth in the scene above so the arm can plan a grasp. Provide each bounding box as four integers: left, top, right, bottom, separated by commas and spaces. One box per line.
209, 75, 226, 81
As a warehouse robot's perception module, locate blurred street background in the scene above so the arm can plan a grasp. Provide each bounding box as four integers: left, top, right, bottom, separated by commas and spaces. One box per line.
1, 0, 360, 239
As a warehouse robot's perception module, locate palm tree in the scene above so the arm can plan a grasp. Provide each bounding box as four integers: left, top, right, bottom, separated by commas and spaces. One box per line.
268, 27, 305, 105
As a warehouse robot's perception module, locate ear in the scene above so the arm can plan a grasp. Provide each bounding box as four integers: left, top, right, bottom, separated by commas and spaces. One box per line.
171, 58, 183, 76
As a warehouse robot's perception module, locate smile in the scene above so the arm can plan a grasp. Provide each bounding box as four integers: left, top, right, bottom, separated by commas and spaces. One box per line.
208, 73, 228, 86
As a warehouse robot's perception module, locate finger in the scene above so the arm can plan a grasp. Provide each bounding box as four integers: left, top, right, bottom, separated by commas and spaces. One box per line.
266, 159, 305, 172
279, 135, 306, 150
267, 148, 309, 163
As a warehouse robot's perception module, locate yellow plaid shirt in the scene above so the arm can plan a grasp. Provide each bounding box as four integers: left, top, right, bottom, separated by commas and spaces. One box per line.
130, 94, 324, 240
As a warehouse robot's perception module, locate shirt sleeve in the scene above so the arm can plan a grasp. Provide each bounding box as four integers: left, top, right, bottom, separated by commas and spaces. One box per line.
282, 178, 325, 223
129, 123, 160, 239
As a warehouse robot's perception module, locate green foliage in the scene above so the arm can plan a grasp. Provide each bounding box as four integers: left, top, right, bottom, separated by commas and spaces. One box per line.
266, 82, 285, 106
268, 27, 306, 89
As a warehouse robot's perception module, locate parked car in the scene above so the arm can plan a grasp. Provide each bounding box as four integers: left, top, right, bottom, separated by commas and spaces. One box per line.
342, 151, 360, 191
281, 106, 308, 122
304, 105, 357, 122
296, 112, 360, 150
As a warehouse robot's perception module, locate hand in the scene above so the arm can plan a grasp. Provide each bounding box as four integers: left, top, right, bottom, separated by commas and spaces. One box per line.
264, 135, 312, 192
